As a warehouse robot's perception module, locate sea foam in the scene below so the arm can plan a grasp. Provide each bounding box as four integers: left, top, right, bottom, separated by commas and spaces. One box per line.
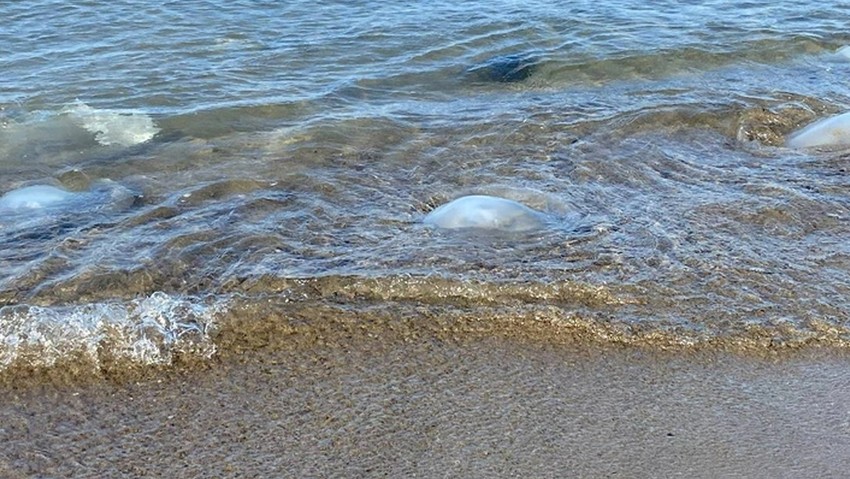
0, 293, 224, 371
64, 101, 159, 147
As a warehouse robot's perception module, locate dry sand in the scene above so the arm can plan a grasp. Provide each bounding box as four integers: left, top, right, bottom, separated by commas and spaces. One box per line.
2, 332, 850, 478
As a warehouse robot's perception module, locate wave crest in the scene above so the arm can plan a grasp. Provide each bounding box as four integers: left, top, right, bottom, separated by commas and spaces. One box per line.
0, 292, 223, 375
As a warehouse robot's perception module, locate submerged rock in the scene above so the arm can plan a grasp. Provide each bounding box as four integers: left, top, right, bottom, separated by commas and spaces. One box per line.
423, 195, 545, 231
0, 185, 77, 211
786, 111, 850, 148
735, 106, 815, 147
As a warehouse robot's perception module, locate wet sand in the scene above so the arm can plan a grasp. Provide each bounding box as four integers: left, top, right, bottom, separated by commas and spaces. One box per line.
2, 331, 850, 478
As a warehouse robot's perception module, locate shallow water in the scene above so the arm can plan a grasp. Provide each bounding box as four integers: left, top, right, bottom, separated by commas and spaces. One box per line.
3, 0, 850, 378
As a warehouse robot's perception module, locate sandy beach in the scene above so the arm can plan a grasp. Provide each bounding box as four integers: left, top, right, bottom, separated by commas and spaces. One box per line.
2, 323, 850, 478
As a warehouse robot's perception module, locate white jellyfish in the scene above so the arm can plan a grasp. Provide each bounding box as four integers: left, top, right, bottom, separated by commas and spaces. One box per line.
0, 185, 77, 211
0, 181, 134, 218
835, 46, 850, 61
423, 195, 545, 232
786, 111, 850, 149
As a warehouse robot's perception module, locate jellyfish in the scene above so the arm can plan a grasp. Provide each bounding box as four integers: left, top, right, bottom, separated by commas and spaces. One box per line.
0, 185, 77, 211
786, 111, 850, 149
467, 53, 540, 83
424, 195, 545, 231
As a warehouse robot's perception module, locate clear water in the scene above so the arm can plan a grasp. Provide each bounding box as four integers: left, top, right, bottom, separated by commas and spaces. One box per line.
3, 0, 850, 377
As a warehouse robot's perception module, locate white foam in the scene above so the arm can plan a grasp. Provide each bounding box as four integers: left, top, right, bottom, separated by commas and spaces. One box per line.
64, 100, 159, 147
0, 292, 225, 371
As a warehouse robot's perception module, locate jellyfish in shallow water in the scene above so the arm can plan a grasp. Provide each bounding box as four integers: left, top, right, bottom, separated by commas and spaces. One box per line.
467, 53, 540, 83
786, 111, 850, 149
0, 181, 134, 217
0, 185, 77, 211
423, 195, 545, 232
0, 182, 135, 242
835, 46, 850, 61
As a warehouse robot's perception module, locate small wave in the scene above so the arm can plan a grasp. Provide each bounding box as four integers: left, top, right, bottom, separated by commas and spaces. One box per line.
4, 278, 850, 384
0, 292, 224, 376
64, 101, 159, 147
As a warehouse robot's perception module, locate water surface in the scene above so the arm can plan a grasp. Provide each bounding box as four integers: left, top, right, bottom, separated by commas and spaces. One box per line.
3, 0, 850, 377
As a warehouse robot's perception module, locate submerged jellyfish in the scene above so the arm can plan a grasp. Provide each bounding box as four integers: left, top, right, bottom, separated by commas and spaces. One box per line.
0, 181, 134, 217
0, 181, 135, 241
0, 185, 77, 211
835, 46, 850, 61
786, 111, 850, 149
467, 53, 540, 83
423, 195, 545, 232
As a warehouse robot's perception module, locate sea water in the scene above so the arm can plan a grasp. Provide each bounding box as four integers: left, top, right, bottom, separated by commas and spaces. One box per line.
3, 0, 850, 378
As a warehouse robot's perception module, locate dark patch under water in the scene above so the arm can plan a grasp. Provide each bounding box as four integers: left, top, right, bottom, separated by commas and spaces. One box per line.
467, 54, 541, 83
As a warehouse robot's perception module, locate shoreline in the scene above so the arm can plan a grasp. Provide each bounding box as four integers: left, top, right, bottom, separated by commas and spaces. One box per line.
2, 331, 850, 477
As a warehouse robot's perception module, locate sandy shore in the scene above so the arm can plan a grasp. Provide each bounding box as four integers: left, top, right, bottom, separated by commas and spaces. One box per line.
2, 331, 850, 478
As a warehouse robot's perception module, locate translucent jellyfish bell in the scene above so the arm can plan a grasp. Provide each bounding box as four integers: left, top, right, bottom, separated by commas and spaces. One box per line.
423, 195, 545, 232
786, 111, 850, 149
0, 185, 77, 211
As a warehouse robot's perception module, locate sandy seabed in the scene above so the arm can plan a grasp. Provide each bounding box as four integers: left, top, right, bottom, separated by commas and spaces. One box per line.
2, 330, 850, 478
